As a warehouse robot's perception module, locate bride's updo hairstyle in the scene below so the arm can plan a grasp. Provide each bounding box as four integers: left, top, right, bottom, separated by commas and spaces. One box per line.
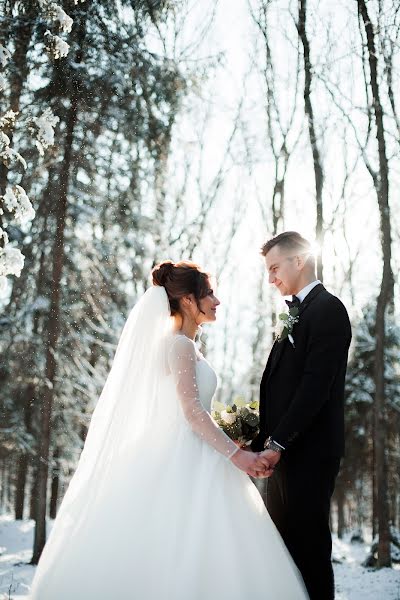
152, 260, 210, 316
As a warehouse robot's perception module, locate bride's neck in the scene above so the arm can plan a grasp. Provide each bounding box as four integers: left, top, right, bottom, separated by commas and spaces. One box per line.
173, 315, 199, 340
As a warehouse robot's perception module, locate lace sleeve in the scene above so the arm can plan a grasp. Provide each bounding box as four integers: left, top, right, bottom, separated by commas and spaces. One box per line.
168, 335, 240, 459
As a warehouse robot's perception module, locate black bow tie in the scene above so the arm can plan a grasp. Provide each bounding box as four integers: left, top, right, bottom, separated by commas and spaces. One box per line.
285, 295, 301, 309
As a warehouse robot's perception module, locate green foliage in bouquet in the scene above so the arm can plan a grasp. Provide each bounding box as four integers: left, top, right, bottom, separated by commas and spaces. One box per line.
212, 398, 260, 447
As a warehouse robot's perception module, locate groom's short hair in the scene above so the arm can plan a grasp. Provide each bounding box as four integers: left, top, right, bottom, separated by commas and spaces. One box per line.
261, 231, 315, 268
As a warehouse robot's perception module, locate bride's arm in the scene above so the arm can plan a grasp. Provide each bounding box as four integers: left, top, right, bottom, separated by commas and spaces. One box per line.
168, 335, 241, 459
168, 336, 272, 476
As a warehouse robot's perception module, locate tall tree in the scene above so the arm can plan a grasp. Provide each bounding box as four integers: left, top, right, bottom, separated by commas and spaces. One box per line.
249, 0, 302, 236
357, 0, 395, 568
31, 7, 86, 563
296, 0, 324, 280
334, 303, 400, 541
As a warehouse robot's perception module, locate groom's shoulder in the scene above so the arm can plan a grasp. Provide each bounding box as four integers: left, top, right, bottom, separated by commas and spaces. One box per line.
321, 287, 347, 308
312, 286, 350, 322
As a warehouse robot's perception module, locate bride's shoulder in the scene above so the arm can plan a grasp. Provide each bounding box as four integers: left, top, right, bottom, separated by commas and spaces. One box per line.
168, 333, 195, 350
170, 332, 194, 342
167, 334, 201, 360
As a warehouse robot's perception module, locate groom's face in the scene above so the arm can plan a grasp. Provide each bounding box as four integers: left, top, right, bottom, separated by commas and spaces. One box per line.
265, 245, 301, 296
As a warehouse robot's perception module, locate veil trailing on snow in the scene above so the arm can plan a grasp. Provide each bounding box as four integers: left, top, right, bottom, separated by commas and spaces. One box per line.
37, 286, 173, 550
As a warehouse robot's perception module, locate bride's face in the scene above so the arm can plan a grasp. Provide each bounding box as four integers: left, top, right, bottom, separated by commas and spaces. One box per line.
197, 285, 221, 324
184, 282, 220, 325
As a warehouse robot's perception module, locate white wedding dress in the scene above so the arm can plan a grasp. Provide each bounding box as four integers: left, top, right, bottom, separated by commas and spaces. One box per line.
29, 291, 308, 600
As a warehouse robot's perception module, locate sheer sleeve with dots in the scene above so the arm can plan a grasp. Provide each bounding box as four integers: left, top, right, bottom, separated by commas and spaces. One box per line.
168, 335, 240, 459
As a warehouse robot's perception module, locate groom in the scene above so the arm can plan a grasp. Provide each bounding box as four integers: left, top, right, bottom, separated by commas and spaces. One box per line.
251, 231, 352, 600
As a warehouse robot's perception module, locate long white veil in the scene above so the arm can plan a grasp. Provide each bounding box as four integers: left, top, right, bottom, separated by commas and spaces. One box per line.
32, 286, 173, 568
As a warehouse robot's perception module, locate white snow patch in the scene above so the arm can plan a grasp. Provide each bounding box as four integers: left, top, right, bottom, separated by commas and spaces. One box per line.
2, 186, 35, 225
32, 108, 60, 156
50, 4, 73, 33
44, 32, 70, 59
333, 534, 400, 599
0, 246, 25, 277
0, 44, 11, 68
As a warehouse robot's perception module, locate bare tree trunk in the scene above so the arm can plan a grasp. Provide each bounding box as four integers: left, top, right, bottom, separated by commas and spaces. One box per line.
31, 101, 79, 562
49, 446, 60, 519
13, 208, 51, 518
0, 459, 7, 510
336, 486, 346, 539
358, 0, 394, 568
297, 0, 324, 280
15, 455, 28, 519
31, 18, 84, 558
2, 459, 10, 511
14, 382, 35, 519
372, 438, 378, 538
29, 466, 38, 520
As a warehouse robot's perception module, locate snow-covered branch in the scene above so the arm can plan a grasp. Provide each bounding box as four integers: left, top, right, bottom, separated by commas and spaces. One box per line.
0, 3, 78, 290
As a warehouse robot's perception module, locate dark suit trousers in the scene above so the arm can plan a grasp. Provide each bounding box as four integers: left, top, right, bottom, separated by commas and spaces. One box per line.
266, 454, 341, 600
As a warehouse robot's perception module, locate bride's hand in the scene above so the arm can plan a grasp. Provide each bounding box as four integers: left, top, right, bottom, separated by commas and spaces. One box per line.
230, 449, 274, 478
249, 453, 275, 478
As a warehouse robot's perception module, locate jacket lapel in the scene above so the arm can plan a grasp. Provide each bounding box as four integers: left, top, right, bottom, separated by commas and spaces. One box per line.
267, 283, 325, 378
269, 336, 287, 373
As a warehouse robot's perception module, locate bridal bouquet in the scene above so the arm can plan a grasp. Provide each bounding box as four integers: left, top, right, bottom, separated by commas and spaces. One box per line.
212, 398, 260, 448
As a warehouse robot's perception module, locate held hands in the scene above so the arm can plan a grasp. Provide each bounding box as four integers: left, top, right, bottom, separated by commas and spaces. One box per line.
255, 449, 281, 476
230, 448, 277, 478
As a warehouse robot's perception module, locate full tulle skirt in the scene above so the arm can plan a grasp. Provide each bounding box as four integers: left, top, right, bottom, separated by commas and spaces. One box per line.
30, 423, 308, 599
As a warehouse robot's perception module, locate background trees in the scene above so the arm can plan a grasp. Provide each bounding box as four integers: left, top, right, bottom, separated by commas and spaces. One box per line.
0, 0, 399, 570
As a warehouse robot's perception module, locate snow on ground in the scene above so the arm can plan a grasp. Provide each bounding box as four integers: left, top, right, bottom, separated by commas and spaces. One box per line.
0, 515, 35, 600
0, 513, 399, 599
333, 535, 400, 600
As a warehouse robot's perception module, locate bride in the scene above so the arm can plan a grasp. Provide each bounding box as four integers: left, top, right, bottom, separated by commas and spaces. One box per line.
29, 260, 308, 599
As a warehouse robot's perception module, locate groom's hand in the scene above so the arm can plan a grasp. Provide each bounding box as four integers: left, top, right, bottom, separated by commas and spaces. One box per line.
257, 449, 281, 470
248, 452, 276, 478
231, 449, 273, 477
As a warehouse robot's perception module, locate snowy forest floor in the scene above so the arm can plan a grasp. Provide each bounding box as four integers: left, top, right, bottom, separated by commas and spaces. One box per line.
0, 514, 399, 599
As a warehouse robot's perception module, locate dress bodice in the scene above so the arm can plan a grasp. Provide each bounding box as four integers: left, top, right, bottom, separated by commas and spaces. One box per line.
167, 334, 217, 412
191, 350, 218, 413
167, 334, 238, 459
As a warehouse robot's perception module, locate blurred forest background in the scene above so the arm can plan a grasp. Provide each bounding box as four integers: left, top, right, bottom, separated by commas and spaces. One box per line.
0, 0, 399, 573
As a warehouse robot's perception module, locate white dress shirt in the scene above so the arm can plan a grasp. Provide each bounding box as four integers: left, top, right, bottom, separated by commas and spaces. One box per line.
295, 280, 321, 303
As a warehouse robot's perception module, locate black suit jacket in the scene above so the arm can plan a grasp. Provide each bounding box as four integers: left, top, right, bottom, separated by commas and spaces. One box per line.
251, 284, 352, 458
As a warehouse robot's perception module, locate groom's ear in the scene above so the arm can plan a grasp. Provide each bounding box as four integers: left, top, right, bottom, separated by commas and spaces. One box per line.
295, 254, 307, 270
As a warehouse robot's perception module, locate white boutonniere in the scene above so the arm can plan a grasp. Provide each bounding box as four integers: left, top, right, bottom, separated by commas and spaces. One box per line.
275, 306, 299, 347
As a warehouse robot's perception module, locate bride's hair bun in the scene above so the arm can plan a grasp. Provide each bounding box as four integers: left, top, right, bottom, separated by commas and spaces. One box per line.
151, 260, 211, 317
152, 260, 175, 287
